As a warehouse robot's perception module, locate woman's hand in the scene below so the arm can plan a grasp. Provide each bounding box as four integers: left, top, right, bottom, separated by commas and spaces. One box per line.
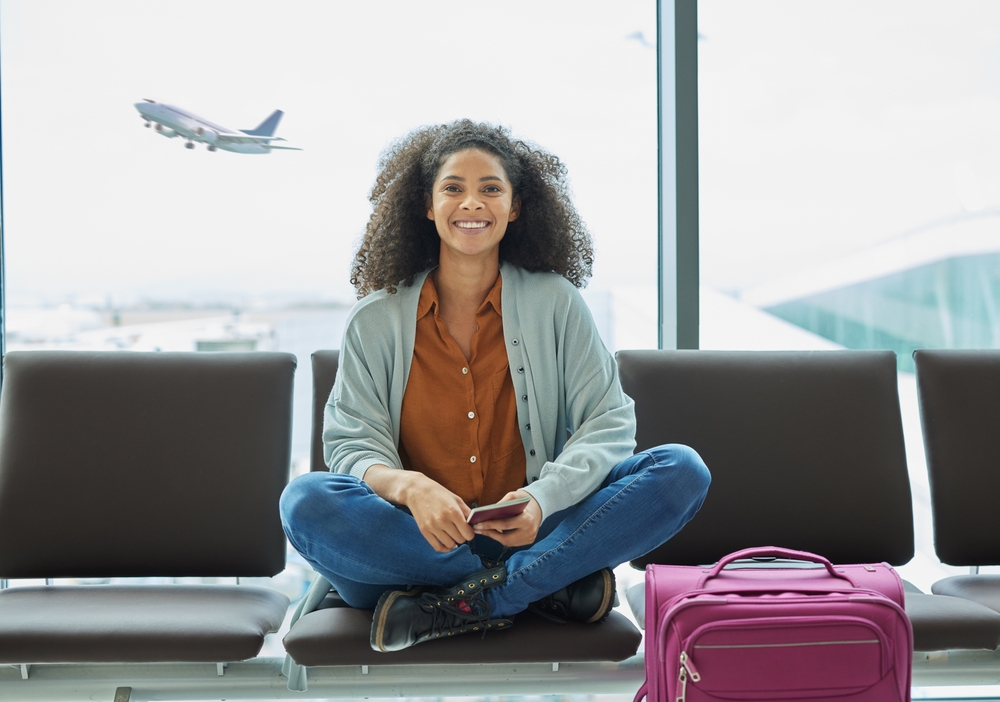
404, 474, 477, 553
473, 490, 542, 547
363, 466, 475, 553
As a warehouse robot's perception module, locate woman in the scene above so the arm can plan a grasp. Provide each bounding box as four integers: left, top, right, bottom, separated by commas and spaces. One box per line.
280, 120, 710, 653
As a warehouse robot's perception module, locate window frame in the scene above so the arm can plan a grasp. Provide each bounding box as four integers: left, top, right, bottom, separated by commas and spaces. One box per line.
661, 0, 700, 350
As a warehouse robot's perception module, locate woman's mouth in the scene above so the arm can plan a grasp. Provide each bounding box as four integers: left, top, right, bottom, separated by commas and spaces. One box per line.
454, 220, 490, 230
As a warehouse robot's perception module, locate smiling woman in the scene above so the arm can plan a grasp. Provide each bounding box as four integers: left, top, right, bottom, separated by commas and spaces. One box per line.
350, 120, 594, 297
427, 149, 520, 267
279, 118, 711, 654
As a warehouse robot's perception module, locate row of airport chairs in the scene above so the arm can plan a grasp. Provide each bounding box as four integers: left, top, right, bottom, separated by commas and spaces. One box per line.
0, 348, 999, 700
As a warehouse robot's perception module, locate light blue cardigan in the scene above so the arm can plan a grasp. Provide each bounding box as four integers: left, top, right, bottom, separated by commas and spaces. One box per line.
323, 261, 637, 521
284, 263, 638, 690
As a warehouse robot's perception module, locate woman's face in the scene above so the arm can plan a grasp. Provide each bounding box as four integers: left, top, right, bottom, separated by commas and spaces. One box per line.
427, 148, 520, 266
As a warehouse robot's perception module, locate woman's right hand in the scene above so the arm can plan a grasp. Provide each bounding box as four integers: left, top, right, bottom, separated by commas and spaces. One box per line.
364, 465, 474, 553
403, 474, 476, 553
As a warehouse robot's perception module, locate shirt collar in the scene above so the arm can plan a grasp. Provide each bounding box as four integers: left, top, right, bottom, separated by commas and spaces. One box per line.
416, 275, 438, 320
482, 272, 504, 317
417, 271, 504, 320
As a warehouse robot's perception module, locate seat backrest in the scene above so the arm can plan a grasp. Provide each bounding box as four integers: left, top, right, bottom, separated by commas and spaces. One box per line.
616, 350, 913, 568
0, 350, 296, 579
310, 350, 340, 472
914, 349, 1000, 566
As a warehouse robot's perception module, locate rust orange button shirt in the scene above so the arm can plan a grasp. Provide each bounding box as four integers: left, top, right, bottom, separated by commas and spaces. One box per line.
398, 273, 527, 507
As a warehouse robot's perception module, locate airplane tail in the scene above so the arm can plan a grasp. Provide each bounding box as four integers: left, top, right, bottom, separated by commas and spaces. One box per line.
241, 109, 284, 137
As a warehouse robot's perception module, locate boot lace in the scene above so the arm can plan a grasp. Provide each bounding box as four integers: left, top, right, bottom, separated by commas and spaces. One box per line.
416, 591, 495, 639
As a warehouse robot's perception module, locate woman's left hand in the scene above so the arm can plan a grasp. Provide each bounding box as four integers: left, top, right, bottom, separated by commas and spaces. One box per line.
473, 490, 542, 547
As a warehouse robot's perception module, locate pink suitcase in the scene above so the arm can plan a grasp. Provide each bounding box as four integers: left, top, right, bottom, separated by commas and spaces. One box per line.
634, 546, 912, 702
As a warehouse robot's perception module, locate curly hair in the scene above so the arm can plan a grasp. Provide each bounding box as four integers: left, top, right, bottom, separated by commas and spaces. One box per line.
350, 119, 594, 296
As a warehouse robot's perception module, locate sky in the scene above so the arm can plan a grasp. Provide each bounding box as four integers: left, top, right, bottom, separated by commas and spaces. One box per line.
699, 0, 1000, 294
0, 0, 658, 307
5, 0, 999, 311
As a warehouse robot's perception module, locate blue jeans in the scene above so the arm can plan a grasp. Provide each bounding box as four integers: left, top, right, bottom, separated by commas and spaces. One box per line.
280, 444, 710, 617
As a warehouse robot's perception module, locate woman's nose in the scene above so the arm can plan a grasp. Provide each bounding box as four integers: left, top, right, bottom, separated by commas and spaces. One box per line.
461, 192, 484, 209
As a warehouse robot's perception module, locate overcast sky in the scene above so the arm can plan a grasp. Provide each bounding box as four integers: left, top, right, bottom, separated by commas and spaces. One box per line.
699, 0, 1000, 292
5, 1, 999, 309
0, 0, 658, 307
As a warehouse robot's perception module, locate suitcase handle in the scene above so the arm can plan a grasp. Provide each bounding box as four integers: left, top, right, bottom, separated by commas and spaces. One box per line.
632, 681, 646, 702
698, 546, 858, 588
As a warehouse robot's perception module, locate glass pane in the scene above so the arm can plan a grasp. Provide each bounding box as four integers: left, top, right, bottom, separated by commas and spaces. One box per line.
1, 0, 658, 469
699, 0, 1000, 594
0, 0, 658, 612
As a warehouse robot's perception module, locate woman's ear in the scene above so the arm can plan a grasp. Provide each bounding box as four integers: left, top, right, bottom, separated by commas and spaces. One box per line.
509, 195, 521, 222
426, 193, 435, 221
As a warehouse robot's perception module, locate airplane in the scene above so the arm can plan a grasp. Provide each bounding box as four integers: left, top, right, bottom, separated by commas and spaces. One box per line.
134, 99, 302, 154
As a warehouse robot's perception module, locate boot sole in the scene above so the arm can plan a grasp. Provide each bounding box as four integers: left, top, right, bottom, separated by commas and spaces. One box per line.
585, 568, 615, 624
371, 588, 418, 652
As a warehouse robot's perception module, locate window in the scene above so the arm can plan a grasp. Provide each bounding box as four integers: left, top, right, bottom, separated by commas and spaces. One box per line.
0, 0, 660, 470
698, 0, 1000, 594
0, 1, 661, 626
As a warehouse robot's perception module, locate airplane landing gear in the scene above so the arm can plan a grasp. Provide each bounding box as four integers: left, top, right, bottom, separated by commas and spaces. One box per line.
185, 141, 195, 150
143, 121, 151, 128
207, 145, 217, 152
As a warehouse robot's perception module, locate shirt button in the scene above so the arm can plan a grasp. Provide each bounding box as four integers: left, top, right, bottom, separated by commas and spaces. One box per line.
525, 423, 531, 430
468, 411, 475, 419
512, 339, 519, 345
517, 367, 524, 373
529, 450, 536, 456
522, 395, 528, 401
470, 456, 477, 463
462, 367, 469, 375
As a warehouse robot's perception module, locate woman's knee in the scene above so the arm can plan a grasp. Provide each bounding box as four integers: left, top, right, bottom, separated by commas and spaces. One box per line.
646, 443, 711, 498
279, 471, 358, 533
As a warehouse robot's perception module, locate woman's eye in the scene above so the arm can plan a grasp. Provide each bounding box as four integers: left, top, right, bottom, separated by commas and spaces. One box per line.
443, 185, 461, 192
484, 186, 501, 193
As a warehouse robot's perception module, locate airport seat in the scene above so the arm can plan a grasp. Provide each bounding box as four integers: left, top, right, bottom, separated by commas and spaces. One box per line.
0, 350, 297, 665
616, 349, 1000, 653
284, 606, 640, 667
310, 349, 340, 472
281, 349, 641, 677
915, 350, 1000, 614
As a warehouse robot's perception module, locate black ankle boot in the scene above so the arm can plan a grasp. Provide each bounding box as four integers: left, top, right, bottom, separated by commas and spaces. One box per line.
370, 565, 512, 652
529, 567, 617, 624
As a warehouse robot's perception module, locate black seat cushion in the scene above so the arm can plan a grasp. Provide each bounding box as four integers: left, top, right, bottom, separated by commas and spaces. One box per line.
0, 585, 289, 663
616, 350, 914, 567
283, 608, 640, 666
905, 590, 1000, 652
933, 575, 1000, 615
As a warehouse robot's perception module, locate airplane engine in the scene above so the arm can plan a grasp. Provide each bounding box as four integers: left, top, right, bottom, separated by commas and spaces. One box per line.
154, 124, 177, 138
195, 127, 218, 144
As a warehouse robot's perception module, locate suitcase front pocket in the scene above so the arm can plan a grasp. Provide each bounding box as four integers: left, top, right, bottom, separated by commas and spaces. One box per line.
679, 616, 890, 700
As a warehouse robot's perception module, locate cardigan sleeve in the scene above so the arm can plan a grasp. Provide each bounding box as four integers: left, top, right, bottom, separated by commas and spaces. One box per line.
521, 283, 637, 520
323, 301, 403, 479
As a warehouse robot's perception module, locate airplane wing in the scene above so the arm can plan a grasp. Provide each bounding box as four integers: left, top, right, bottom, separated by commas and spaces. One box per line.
215, 133, 289, 144
266, 145, 303, 151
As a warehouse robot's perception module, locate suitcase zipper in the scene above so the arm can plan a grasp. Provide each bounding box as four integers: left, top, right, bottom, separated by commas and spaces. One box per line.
676, 651, 700, 702
693, 638, 879, 649
676, 637, 880, 702
675, 616, 890, 699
